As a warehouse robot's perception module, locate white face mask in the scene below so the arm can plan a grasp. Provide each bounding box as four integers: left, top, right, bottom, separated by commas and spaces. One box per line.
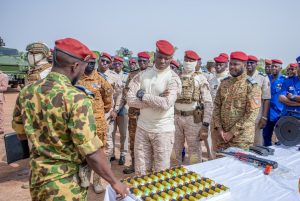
183, 61, 197, 74
27, 53, 45, 67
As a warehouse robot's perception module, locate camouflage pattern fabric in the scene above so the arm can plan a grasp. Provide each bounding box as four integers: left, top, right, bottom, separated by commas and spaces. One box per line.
27, 63, 52, 85
30, 174, 87, 201
77, 70, 113, 146
12, 72, 102, 199
212, 72, 261, 151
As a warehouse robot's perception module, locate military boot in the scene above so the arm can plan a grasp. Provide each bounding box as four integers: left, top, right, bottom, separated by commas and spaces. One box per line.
93, 173, 105, 194
123, 159, 135, 174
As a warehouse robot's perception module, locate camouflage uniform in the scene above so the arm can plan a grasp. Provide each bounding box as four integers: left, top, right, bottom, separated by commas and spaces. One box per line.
173, 72, 213, 165
248, 70, 271, 145
212, 72, 261, 153
27, 63, 52, 84
0, 71, 9, 134
99, 69, 125, 158
78, 70, 113, 145
127, 66, 182, 175
209, 70, 230, 101
12, 72, 102, 201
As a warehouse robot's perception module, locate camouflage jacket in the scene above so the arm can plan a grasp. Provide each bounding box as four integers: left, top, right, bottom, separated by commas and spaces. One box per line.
27, 63, 52, 85
12, 72, 102, 187
213, 72, 261, 133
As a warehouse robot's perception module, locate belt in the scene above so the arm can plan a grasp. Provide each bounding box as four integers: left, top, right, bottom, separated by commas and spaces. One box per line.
175, 109, 194, 116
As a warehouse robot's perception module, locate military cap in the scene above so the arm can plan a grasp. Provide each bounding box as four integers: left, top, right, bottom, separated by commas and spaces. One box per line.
219, 53, 229, 59
271, 59, 283, 64
55, 38, 94, 60
129, 59, 136, 64
288, 63, 298, 69
185, 50, 201, 60
170, 60, 180, 68
101, 52, 112, 61
248, 55, 258, 62
113, 56, 124, 63
138, 51, 150, 59
265, 59, 272, 65
156, 40, 174, 56
26, 42, 49, 56
214, 55, 227, 63
230, 51, 248, 61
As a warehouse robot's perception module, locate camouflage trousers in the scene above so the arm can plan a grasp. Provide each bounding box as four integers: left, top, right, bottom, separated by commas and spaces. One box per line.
135, 127, 174, 175
96, 117, 107, 147
211, 123, 255, 156
30, 174, 87, 201
172, 115, 202, 166
128, 116, 138, 162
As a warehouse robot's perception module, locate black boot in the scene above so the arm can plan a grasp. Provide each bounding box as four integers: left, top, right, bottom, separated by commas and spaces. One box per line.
119, 155, 125, 165
110, 156, 116, 162
123, 165, 135, 174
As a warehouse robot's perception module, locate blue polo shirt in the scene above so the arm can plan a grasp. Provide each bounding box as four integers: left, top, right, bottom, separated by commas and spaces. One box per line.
280, 75, 300, 118
268, 74, 286, 121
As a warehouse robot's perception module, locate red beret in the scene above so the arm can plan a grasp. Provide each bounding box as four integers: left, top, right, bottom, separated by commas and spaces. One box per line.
248, 55, 258, 62
156, 40, 174, 56
113, 56, 124, 63
214, 55, 227, 63
289, 63, 298, 68
185, 50, 201, 60
55, 38, 94, 60
129, 59, 136, 64
272, 59, 283, 64
137, 51, 150, 59
265, 59, 272, 65
101, 52, 112, 61
219, 53, 229, 59
91, 52, 97, 59
230, 51, 248, 61
170, 60, 180, 68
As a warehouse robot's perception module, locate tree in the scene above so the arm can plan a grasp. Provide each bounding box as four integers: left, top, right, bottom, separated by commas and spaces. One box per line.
115, 47, 133, 58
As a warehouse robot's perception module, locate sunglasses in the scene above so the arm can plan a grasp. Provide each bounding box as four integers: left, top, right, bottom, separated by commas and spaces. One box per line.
100, 59, 111, 64
138, 59, 149, 63
247, 61, 256, 65
112, 62, 123, 67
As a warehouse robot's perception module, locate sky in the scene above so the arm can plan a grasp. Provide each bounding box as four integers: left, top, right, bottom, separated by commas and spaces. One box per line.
1, 0, 299, 66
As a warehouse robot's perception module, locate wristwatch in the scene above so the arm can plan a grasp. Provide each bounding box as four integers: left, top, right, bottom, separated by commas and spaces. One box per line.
202, 122, 210, 127
290, 95, 296, 100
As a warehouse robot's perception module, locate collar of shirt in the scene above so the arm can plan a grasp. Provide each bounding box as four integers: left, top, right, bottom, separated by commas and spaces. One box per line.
232, 71, 247, 81
46, 71, 71, 85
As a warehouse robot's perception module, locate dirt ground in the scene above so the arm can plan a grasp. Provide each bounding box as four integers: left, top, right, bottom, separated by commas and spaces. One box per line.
0, 89, 209, 201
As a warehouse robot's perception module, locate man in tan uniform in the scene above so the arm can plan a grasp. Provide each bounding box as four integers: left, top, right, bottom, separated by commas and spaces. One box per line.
123, 52, 150, 174
173, 50, 213, 165
127, 40, 181, 175
212, 51, 261, 156
206, 60, 216, 74
111, 56, 128, 165
264, 59, 272, 76
77, 58, 113, 193
247, 55, 271, 145
98, 53, 123, 162
209, 53, 230, 101
0, 71, 9, 134
26, 42, 52, 84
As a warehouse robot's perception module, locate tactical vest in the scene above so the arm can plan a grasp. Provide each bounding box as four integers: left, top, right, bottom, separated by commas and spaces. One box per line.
27, 63, 52, 84
176, 73, 201, 104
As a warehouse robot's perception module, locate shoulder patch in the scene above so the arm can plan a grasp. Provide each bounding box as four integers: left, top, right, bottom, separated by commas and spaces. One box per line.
258, 71, 267, 77
247, 77, 257, 85
74, 85, 95, 98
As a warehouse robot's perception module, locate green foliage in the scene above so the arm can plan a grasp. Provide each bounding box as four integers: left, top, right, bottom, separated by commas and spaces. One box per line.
115, 47, 133, 58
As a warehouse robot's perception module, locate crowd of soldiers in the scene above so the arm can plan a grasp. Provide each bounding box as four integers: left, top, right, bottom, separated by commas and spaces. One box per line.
0, 37, 298, 200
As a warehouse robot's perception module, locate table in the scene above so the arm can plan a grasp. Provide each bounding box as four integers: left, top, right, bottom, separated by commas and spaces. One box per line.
104, 146, 300, 201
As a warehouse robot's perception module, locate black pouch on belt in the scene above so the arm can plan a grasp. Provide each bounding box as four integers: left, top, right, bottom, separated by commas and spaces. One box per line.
193, 104, 203, 124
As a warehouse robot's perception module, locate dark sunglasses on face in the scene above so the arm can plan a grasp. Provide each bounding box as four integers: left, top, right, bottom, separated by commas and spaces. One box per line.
113, 62, 122, 67
138, 59, 149, 63
100, 59, 111, 64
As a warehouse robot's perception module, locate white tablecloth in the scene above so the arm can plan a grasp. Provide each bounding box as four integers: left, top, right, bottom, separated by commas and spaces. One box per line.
104, 146, 300, 201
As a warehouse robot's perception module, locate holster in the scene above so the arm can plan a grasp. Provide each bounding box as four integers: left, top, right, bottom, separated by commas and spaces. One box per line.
193, 103, 204, 124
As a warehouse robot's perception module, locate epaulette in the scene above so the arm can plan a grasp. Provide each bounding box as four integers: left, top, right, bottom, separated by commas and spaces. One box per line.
99, 72, 108, 80
247, 77, 257, 85
75, 85, 95, 98
258, 71, 267, 77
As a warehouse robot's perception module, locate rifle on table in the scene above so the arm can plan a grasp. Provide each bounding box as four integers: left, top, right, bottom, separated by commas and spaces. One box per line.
217, 151, 278, 169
